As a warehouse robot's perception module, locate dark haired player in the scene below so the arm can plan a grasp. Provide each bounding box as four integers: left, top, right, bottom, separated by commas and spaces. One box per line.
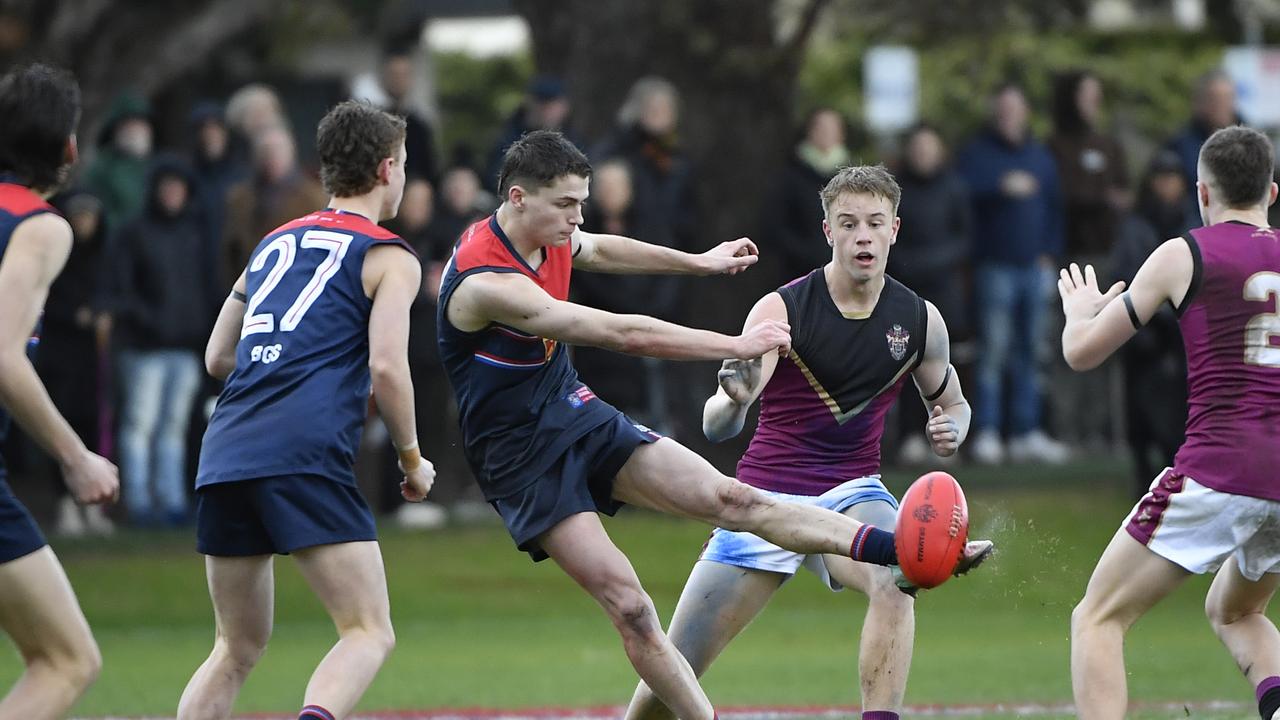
0, 63, 118, 720
178, 101, 433, 720
438, 131, 933, 720
1062, 125, 1280, 720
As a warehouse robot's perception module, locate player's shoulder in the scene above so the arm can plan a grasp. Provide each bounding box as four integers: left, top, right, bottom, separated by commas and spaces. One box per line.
10, 208, 71, 249
453, 215, 519, 273
748, 289, 788, 323
269, 209, 401, 243
0, 183, 54, 218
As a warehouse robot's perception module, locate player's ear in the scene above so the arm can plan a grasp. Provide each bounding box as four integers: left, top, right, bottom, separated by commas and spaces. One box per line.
1198, 180, 1210, 209
377, 156, 393, 185
1269, 182, 1278, 208
890, 216, 901, 245
822, 217, 833, 247
63, 134, 78, 167
508, 184, 525, 209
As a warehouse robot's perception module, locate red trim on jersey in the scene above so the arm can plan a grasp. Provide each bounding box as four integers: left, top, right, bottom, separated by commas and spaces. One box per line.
0, 183, 53, 216
453, 215, 572, 301
269, 209, 403, 241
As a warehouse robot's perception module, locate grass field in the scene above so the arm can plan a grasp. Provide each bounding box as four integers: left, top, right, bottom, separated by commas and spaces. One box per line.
0, 459, 1267, 719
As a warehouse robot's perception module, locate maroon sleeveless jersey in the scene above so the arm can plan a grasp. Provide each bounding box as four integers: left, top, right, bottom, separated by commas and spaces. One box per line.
1173, 221, 1280, 501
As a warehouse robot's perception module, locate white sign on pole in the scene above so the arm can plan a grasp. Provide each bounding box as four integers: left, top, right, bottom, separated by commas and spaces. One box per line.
1223, 46, 1280, 128
864, 45, 919, 134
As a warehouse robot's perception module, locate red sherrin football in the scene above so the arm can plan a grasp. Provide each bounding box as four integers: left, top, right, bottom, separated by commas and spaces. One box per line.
894, 471, 969, 589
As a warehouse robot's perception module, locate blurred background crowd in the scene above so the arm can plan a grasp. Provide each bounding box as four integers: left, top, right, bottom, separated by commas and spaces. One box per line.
0, 0, 1272, 536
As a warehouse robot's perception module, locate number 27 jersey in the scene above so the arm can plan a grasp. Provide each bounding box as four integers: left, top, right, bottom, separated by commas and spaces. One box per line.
197, 209, 414, 489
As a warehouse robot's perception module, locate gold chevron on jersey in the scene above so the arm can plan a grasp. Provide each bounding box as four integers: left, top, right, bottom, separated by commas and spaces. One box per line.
789, 348, 918, 425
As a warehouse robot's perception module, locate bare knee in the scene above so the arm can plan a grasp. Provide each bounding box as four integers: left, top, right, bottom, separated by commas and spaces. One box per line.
597, 582, 662, 645
713, 480, 767, 531
215, 623, 271, 670
336, 614, 396, 660
1205, 593, 1259, 631
1071, 595, 1127, 639
28, 638, 101, 692
866, 569, 914, 614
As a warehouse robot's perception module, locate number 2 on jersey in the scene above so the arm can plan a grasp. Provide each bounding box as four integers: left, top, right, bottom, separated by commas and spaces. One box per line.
1244, 271, 1280, 368
241, 230, 353, 339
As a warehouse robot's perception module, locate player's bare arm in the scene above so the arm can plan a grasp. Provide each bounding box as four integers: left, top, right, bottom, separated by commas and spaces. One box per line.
364, 244, 435, 502
572, 230, 760, 276
448, 270, 791, 361
910, 301, 970, 457
0, 213, 117, 504
702, 292, 787, 443
205, 270, 247, 381
1059, 238, 1193, 371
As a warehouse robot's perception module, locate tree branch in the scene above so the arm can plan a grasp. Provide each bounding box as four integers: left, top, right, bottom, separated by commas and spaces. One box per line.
779, 0, 830, 63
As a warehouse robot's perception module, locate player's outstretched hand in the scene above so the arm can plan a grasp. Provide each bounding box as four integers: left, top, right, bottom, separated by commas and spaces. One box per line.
926, 405, 960, 457
717, 357, 762, 404
400, 459, 436, 502
733, 319, 791, 359
1058, 262, 1125, 322
697, 238, 759, 276
63, 449, 119, 505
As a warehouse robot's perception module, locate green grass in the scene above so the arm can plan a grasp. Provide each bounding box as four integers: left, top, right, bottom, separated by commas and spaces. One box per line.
0, 460, 1268, 718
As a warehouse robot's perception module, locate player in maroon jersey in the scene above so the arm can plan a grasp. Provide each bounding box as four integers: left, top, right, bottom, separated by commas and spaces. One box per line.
1059, 125, 1280, 720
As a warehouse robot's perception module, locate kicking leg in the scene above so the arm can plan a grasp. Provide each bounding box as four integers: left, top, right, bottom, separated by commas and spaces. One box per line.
625, 561, 784, 720
1204, 556, 1280, 708
177, 555, 274, 720
292, 541, 396, 720
0, 548, 101, 720
1071, 529, 1189, 720
822, 500, 914, 716
541, 512, 715, 720
612, 440, 892, 564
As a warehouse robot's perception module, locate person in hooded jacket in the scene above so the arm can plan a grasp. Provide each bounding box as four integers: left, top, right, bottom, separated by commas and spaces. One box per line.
109, 155, 214, 525
84, 93, 153, 230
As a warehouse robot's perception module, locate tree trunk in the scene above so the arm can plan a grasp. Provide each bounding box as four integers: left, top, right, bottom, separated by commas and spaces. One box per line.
513, 0, 828, 461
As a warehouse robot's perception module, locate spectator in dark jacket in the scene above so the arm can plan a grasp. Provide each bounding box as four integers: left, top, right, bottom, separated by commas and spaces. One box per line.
1048, 70, 1130, 262
1165, 70, 1240, 216
41, 190, 115, 536
1137, 149, 1199, 242
1109, 156, 1192, 495
957, 83, 1067, 466
111, 156, 213, 525
189, 101, 248, 303
84, 94, 153, 230
1046, 71, 1131, 450
484, 75, 575, 192
573, 159, 678, 433
592, 76, 697, 319
765, 108, 852, 284
378, 47, 440, 185
888, 123, 972, 464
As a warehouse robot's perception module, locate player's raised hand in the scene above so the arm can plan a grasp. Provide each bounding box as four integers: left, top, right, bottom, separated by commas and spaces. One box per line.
400, 458, 436, 502
1058, 262, 1125, 321
733, 318, 791, 359
717, 357, 763, 404
62, 449, 119, 505
697, 238, 760, 276
926, 405, 960, 457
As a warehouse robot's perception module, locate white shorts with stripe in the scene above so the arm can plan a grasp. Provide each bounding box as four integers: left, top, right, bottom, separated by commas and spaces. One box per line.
1125, 468, 1280, 581
699, 476, 898, 591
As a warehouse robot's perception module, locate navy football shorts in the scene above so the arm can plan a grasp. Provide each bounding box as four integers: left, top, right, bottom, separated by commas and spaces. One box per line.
490, 413, 661, 562
196, 474, 377, 556
0, 474, 47, 564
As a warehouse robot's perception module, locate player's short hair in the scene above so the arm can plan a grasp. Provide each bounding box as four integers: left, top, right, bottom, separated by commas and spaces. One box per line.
497, 130, 591, 197
0, 63, 80, 191
819, 165, 901, 217
316, 100, 407, 198
1198, 125, 1274, 208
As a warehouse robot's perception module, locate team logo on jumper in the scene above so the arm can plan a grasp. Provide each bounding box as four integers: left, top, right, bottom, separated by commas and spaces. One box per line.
567, 386, 597, 408
886, 324, 910, 361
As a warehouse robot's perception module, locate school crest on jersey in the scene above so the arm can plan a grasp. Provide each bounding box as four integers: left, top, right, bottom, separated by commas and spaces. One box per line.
886, 324, 910, 361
